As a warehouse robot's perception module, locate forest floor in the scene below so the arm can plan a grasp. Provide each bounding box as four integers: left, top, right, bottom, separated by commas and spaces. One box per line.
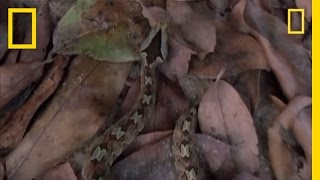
0, 0, 311, 180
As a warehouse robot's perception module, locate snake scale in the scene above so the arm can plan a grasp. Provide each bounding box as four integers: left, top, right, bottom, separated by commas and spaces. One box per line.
82, 13, 204, 180
172, 106, 205, 180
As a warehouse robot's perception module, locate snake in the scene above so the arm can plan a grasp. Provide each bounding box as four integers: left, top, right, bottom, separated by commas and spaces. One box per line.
81, 9, 204, 180
81, 23, 168, 180
172, 105, 205, 180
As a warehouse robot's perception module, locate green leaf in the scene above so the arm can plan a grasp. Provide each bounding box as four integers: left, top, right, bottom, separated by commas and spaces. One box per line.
56, 27, 141, 62
53, 0, 149, 62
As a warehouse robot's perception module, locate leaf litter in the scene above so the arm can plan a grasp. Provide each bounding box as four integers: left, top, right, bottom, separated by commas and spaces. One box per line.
0, 0, 312, 179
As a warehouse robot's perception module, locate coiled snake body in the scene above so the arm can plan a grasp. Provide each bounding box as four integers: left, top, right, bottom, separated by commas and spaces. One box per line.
82, 22, 203, 180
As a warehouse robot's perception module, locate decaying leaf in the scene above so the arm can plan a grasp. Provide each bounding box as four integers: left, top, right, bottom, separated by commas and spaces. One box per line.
198, 80, 259, 174
5, 56, 132, 180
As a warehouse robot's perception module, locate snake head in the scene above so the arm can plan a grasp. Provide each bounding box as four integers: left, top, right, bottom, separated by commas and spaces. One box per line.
140, 22, 168, 63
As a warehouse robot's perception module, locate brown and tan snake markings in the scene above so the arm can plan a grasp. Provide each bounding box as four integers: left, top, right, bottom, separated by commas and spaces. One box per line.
81, 23, 168, 180
172, 106, 205, 180
81, 9, 204, 179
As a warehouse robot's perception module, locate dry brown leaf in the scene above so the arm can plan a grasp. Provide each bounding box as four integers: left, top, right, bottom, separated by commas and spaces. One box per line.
240, 0, 311, 98
0, 56, 67, 155
189, 24, 269, 79
110, 136, 175, 180
188, 0, 269, 80
187, 0, 268, 79
110, 134, 230, 180
123, 131, 172, 158
268, 126, 299, 180
5, 56, 132, 180
268, 96, 311, 180
198, 80, 259, 174
166, 0, 216, 60
36, 163, 77, 180
0, 61, 44, 109
19, 3, 53, 63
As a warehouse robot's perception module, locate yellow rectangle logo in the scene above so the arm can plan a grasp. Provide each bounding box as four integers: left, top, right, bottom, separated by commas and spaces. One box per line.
288, 8, 305, 34
8, 8, 37, 49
